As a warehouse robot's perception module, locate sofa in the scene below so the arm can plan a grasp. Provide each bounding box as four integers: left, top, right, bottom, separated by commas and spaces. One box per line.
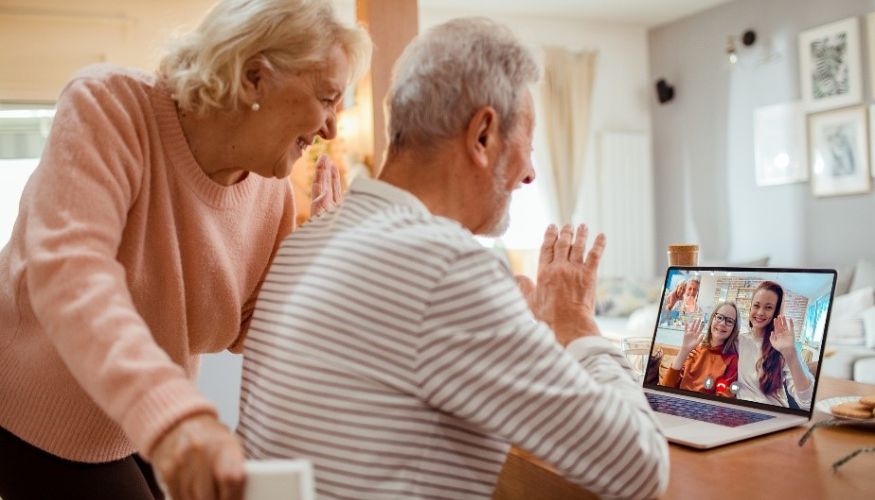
818, 260, 875, 384
594, 259, 875, 384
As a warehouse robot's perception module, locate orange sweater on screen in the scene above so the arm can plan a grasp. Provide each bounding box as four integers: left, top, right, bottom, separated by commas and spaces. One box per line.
661, 345, 738, 397
0, 65, 294, 463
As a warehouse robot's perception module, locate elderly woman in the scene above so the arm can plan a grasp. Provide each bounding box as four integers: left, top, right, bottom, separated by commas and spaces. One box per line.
0, 1, 370, 499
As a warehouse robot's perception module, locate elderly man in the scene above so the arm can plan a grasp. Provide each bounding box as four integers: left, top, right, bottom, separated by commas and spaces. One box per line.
238, 18, 669, 500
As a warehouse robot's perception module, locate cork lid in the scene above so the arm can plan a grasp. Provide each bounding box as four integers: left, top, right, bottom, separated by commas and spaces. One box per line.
667, 244, 699, 251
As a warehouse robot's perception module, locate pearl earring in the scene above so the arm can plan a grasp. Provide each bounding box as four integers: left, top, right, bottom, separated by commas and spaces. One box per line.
251, 102, 261, 112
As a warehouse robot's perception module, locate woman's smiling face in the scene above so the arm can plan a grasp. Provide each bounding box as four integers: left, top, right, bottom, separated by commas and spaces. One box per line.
245, 46, 350, 179
749, 289, 779, 330
710, 304, 737, 345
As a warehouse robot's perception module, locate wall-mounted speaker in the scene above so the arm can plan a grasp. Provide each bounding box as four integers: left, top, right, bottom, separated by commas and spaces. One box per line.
655, 79, 675, 104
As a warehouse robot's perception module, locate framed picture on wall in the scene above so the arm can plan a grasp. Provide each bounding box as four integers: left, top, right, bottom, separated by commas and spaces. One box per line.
867, 13, 875, 100
753, 101, 808, 186
870, 104, 875, 177
798, 17, 863, 112
809, 106, 870, 197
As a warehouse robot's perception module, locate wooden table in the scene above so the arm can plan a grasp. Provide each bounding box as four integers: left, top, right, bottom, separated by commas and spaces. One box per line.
494, 377, 875, 499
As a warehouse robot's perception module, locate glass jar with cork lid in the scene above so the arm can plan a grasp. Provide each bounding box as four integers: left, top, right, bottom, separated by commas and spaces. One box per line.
667, 244, 699, 267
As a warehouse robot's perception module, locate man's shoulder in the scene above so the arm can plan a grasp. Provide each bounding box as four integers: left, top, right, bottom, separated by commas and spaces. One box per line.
342, 192, 482, 251
291, 194, 505, 283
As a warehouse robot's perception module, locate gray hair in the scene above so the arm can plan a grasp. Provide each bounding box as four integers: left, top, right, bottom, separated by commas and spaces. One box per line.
386, 17, 539, 152
159, 0, 372, 114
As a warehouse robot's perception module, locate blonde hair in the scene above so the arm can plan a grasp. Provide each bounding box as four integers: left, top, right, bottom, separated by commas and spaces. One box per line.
159, 0, 372, 114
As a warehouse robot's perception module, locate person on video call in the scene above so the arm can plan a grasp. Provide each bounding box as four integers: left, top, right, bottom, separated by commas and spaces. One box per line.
736, 281, 814, 408
661, 302, 740, 397
663, 276, 702, 314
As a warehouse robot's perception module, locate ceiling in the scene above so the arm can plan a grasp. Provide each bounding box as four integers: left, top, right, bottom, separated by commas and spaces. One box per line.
418, 0, 735, 28
4, 1, 736, 29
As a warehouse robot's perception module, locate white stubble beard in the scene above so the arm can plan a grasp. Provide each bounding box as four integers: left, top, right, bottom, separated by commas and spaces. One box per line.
483, 153, 513, 237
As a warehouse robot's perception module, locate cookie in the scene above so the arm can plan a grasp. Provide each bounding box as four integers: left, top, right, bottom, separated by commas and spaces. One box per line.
831, 402, 874, 419
859, 395, 875, 409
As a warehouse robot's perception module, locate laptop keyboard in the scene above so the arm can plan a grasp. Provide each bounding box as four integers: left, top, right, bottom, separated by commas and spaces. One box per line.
646, 393, 776, 428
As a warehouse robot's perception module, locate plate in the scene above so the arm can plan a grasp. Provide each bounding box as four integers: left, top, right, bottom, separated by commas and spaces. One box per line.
816, 395, 875, 420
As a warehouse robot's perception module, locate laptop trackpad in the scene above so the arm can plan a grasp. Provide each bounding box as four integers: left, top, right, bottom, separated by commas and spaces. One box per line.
655, 412, 694, 430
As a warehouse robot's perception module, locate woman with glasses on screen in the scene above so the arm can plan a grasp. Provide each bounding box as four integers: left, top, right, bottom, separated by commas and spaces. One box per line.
736, 281, 814, 408
661, 302, 740, 397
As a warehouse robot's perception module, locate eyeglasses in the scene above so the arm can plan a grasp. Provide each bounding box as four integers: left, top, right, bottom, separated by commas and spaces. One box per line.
713, 313, 736, 326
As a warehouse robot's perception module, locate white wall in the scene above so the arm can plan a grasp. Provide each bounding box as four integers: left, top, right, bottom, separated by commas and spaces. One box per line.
649, 0, 875, 268
0, 0, 215, 101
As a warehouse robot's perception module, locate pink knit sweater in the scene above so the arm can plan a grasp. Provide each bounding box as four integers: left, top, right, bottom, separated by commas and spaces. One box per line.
0, 65, 294, 463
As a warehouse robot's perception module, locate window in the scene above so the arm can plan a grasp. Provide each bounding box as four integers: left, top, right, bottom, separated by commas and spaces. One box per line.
0, 104, 54, 244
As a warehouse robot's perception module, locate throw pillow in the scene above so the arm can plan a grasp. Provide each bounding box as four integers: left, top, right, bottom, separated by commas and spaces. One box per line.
732, 256, 770, 267
828, 286, 875, 346
596, 277, 662, 318
834, 264, 856, 297
850, 259, 875, 292
626, 304, 661, 336
863, 306, 875, 349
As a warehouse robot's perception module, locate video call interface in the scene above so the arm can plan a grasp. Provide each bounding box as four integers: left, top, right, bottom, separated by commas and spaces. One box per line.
645, 268, 835, 412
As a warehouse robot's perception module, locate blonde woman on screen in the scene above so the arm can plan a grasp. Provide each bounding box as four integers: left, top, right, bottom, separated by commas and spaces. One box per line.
663, 277, 702, 314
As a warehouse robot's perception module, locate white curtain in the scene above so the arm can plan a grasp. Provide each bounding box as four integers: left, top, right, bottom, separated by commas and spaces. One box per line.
540, 47, 597, 225
598, 131, 655, 279
503, 47, 600, 279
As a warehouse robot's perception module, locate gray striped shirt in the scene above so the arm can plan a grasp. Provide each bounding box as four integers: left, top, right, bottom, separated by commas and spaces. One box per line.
239, 178, 669, 499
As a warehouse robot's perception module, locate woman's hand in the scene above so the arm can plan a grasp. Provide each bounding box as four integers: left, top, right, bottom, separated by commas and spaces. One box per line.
671, 318, 703, 370
150, 414, 246, 500
310, 154, 342, 217
772, 315, 813, 393
680, 318, 703, 355
769, 315, 797, 359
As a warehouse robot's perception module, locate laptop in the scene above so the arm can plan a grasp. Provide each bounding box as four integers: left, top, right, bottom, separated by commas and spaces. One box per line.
642, 266, 837, 449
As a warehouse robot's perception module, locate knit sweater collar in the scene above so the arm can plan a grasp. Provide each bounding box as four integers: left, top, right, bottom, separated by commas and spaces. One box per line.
149, 83, 257, 208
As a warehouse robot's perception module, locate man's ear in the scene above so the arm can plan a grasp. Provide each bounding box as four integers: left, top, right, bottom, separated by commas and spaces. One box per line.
240, 56, 267, 105
465, 106, 499, 169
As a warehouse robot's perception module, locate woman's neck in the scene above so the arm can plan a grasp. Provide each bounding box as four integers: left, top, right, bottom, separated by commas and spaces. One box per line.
177, 105, 248, 186
751, 327, 765, 339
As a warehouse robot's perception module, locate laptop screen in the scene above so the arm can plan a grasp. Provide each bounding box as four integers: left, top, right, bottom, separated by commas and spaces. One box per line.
644, 266, 837, 415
